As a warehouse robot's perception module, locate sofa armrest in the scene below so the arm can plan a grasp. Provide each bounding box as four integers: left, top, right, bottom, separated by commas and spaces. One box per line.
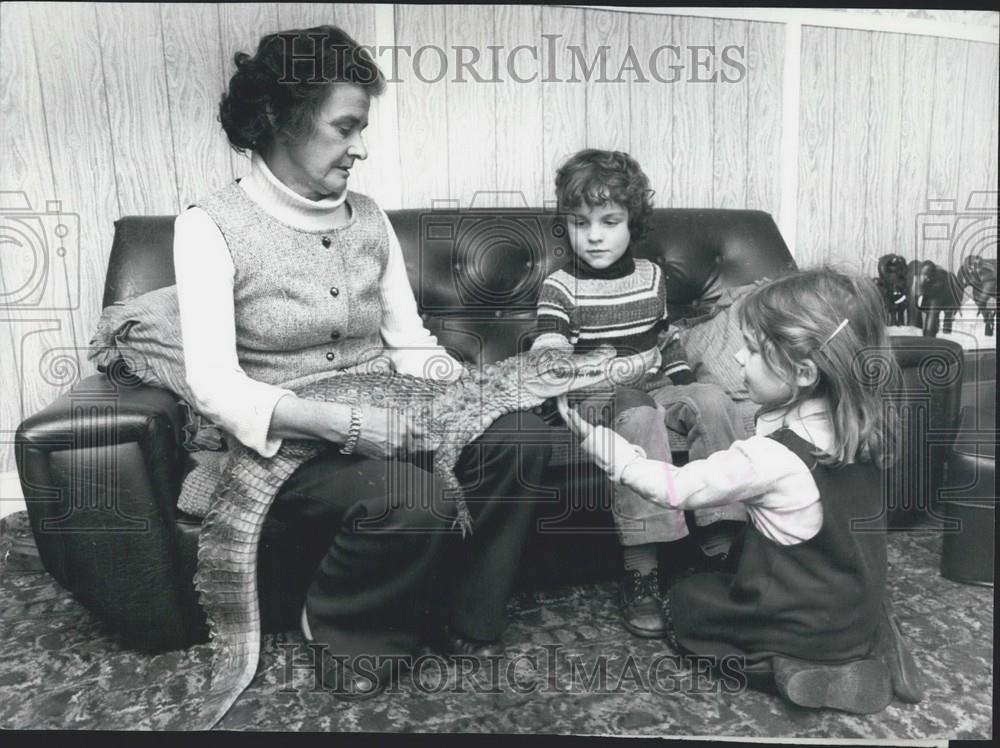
14, 373, 193, 650
883, 335, 965, 528
889, 335, 964, 432
18, 371, 184, 444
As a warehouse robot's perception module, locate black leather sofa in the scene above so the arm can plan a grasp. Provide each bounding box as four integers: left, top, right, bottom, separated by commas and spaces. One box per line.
15, 208, 966, 652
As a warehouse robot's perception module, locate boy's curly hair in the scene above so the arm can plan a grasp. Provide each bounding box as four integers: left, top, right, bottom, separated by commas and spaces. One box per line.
554, 150, 655, 241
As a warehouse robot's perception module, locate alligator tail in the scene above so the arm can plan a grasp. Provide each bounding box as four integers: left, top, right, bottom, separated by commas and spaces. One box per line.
191, 442, 318, 730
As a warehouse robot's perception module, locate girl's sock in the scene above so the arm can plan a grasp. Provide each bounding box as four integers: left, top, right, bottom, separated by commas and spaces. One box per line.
698, 520, 742, 558
623, 543, 658, 575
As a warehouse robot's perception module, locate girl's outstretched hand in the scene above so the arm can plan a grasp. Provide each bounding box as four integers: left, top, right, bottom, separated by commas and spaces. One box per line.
556, 395, 593, 439
556, 395, 645, 483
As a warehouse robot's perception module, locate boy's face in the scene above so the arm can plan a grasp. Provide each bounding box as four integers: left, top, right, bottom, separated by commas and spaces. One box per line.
564, 202, 631, 270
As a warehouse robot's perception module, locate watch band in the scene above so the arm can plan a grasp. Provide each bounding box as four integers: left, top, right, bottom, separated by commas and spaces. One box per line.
339, 405, 362, 455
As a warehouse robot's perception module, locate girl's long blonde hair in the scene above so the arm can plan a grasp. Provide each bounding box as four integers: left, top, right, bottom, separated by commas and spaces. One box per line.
737, 267, 900, 468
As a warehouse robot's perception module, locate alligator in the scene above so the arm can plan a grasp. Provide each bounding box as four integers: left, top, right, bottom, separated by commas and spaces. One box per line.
187, 344, 656, 730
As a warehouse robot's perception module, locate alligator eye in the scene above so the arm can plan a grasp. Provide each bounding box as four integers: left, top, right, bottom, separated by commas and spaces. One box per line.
551, 365, 571, 379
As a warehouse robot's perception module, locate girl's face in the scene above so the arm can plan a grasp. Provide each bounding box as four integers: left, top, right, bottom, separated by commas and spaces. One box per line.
564, 202, 631, 270
735, 330, 794, 405
264, 83, 371, 201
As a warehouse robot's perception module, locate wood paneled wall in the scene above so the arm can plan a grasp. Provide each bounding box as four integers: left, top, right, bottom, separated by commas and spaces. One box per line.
393, 6, 784, 212
797, 26, 999, 272
1, 3, 997, 473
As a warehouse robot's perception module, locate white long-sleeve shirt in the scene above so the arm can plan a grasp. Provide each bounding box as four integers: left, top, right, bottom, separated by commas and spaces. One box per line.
173, 152, 457, 457
621, 399, 831, 545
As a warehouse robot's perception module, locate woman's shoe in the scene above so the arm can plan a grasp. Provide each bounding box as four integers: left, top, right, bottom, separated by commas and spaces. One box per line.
320, 651, 389, 702
301, 603, 314, 642
619, 568, 669, 638
303, 604, 388, 701
773, 656, 892, 714
437, 625, 505, 659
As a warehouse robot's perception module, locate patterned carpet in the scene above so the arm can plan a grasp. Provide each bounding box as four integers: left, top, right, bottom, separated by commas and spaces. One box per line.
0, 511, 992, 737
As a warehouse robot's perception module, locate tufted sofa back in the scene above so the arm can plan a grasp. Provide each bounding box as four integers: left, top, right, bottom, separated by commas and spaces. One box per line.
105, 207, 793, 366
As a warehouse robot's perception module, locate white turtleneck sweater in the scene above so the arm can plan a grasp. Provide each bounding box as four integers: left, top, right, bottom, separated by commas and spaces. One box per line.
173, 152, 456, 457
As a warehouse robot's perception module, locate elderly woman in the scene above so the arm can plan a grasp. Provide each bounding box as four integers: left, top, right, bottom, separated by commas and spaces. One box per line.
173, 26, 551, 697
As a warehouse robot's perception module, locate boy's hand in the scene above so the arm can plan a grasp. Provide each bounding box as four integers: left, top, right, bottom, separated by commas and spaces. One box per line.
557, 396, 645, 483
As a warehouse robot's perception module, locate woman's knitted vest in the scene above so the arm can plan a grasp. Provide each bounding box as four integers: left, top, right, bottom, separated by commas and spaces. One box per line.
197, 183, 389, 389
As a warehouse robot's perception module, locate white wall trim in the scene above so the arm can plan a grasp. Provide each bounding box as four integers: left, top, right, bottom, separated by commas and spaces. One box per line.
570, 6, 1000, 44
1, 471, 26, 521
778, 21, 801, 254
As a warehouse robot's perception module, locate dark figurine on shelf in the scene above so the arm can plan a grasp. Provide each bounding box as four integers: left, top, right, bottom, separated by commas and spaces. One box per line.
957, 254, 997, 336
875, 253, 909, 325
907, 260, 964, 337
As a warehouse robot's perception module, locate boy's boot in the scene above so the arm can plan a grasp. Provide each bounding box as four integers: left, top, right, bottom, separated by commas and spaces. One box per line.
620, 543, 668, 638
620, 567, 669, 638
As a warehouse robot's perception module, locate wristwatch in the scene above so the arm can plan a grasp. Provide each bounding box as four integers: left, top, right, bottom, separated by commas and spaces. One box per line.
339, 405, 363, 455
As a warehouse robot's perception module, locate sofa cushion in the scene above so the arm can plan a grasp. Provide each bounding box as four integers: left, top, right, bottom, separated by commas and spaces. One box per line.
674, 283, 757, 400
88, 284, 195, 404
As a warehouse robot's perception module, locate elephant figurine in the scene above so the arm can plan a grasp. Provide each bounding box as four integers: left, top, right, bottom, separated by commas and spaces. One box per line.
907, 260, 964, 337
875, 253, 909, 325
957, 254, 997, 336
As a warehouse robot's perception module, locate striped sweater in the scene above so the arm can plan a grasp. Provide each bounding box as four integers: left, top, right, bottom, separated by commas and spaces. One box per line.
532, 251, 694, 384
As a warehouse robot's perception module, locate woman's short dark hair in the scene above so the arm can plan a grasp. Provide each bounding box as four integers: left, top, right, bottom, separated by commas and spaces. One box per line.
554, 149, 655, 241
220, 25, 386, 154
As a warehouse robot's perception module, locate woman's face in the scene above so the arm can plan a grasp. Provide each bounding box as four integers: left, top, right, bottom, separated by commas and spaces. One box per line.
266, 83, 371, 201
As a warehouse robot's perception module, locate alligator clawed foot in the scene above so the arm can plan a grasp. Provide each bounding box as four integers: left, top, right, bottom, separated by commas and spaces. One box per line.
452, 511, 474, 538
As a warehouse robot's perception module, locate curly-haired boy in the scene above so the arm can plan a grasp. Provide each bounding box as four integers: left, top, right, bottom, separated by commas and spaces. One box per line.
533, 149, 745, 638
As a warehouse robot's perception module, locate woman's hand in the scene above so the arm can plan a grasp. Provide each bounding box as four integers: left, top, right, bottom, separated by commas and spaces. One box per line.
353, 403, 428, 459
267, 397, 425, 459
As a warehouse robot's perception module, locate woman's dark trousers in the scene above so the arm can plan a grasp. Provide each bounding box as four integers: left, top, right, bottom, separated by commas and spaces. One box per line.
269, 412, 553, 679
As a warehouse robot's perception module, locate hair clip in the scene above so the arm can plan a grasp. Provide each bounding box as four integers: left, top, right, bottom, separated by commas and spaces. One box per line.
818, 318, 849, 352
